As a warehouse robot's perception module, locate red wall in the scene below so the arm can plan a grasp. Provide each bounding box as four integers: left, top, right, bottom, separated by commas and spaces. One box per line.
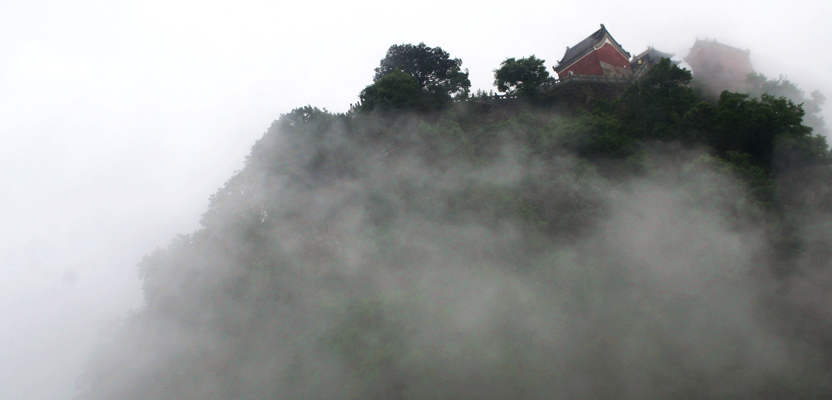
687, 47, 753, 81
560, 42, 631, 77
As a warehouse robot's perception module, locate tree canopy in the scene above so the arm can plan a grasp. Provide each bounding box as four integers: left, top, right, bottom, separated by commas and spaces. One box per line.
359, 69, 422, 112
619, 58, 698, 140
747, 72, 827, 135
493, 55, 553, 98
374, 43, 470, 100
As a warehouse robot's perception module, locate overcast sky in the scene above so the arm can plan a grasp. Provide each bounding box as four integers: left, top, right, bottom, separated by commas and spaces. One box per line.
1, 0, 830, 399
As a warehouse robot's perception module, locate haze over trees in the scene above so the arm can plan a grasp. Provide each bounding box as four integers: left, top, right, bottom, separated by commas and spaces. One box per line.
75, 42, 832, 399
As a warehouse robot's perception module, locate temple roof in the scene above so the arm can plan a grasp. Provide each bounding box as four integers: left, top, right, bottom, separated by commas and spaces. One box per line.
631, 47, 676, 65
555, 24, 630, 73
686, 39, 750, 59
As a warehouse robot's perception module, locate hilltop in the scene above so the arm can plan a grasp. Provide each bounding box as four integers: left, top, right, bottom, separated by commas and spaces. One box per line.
75, 41, 832, 400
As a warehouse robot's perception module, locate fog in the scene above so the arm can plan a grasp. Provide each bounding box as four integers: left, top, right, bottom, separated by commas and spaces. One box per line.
73, 110, 832, 398
1, 0, 831, 398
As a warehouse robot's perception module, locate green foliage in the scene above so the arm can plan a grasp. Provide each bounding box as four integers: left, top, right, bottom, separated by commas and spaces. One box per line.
557, 107, 633, 158
359, 70, 423, 112
691, 151, 776, 212
620, 58, 699, 140
709, 92, 812, 172
493, 56, 553, 99
747, 73, 827, 135
774, 130, 832, 171
721, 151, 776, 206
374, 43, 471, 103
277, 105, 330, 126
325, 296, 410, 399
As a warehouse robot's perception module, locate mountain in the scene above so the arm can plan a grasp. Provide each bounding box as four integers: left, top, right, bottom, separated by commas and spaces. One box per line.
76, 56, 832, 400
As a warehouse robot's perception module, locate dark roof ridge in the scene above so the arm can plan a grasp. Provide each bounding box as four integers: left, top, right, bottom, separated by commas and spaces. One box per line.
632, 46, 675, 62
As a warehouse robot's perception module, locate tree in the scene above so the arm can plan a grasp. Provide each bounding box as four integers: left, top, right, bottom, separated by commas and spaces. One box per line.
374, 43, 471, 102
359, 69, 423, 112
709, 92, 813, 172
619, 58, 698, 140
746, 73, 827, 135
493, 56, 553, 98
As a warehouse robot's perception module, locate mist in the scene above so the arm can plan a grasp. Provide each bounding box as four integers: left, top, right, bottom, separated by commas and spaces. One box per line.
3, 0, 832, 399
71, 105, 832, 398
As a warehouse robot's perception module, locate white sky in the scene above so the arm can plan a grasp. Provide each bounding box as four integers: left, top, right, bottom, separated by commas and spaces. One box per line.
1, 0, 830, 399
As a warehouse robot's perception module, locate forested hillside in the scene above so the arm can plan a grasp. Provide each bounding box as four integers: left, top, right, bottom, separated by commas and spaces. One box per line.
76, 45, 832, 399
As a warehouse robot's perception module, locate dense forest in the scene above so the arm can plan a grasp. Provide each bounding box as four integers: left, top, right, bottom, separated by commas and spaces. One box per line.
76, 43, 832, 399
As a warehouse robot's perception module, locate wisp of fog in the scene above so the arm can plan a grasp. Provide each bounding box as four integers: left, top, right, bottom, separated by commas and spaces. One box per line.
71, 95, 832, 400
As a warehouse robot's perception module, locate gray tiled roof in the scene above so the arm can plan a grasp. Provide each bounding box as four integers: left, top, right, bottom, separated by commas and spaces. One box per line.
632, 47, 675, 65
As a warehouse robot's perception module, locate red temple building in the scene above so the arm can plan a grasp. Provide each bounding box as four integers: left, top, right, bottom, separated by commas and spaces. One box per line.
554, 24, 633, 79
685, 39, 754, 98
